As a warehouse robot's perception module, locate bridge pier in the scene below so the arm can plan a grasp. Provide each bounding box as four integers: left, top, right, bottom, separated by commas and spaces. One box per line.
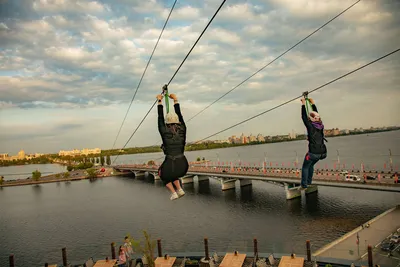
180, 175, 194, 184
284, 183, 301, 200
239, 179, 252, 187
132, 171, 145, 179
221, 178, 237, 191
196, 175, 209, 182
305, 185, 318, 194
150, 172, 160, 180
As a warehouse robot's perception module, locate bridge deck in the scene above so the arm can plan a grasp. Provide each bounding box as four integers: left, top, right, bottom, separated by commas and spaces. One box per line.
114, 165, 400, 192
313, 206, 400, 266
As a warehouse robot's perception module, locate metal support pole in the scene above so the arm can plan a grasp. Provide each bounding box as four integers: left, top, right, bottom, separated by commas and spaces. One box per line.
157, 239, 162, 257
111, 242, 116, 260
368, 245, 373, 267
306, 240, 311, 261
62, 247, 67, 267
204, 238, 209, 260
9, 254, 14, 267
253, 238, 258, 261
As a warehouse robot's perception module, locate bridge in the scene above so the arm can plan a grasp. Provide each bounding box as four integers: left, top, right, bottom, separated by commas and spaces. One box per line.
112, 163, 399, 200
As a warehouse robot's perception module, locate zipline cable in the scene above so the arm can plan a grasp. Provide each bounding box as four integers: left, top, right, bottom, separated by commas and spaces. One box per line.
185, 0, 361, 123
110, 0, 178, 150
191, 48, 400, 144
112, 0, 227, 164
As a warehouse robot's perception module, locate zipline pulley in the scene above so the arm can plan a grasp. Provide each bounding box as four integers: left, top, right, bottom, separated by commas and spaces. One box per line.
162, 84, 170, 114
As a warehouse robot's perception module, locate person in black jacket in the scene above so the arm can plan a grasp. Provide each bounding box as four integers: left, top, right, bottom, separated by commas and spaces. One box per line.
300, 96, 327, 189
156, 93, 189, 200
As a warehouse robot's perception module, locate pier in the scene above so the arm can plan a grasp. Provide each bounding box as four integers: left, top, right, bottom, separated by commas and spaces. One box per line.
314, 205, 400, 267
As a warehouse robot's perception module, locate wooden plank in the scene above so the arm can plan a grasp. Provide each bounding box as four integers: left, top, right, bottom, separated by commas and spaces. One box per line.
219, 253, 246, 267
155, 256, 176, 267
93, 259, 117, 267
278, 256, 304, 267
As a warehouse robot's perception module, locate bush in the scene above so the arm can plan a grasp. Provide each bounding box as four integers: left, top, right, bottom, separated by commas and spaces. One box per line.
0, 176, 3, 185
55, 173, 61, 179
63, 172, 70, 179
76, 162, 94, 170
132, 230, 156, 267
196, 157, 201, 161
32, 170, 41, 181
86, 168, 97, 179
147, 160, 155, 166
67, 165, 73, 172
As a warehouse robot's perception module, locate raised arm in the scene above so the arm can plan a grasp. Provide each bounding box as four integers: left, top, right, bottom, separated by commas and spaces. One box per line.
301, 97, 312, 129
169, 93, 186, 128
309, 98, 318, 112
157, 95, 167, 135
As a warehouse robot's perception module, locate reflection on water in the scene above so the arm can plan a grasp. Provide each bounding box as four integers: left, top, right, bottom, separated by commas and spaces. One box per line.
0, 175, 399, 265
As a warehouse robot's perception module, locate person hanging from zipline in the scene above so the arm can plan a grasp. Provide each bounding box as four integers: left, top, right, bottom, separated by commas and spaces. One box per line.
300, 92, 327, 190
156, 85, 189, 200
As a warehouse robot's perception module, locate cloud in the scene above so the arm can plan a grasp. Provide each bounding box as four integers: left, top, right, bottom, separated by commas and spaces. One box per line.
0, 0, 399, 154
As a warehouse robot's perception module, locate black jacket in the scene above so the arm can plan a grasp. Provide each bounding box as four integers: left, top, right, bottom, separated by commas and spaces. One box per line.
158, 103, 186, 156
301, 104, 327, 154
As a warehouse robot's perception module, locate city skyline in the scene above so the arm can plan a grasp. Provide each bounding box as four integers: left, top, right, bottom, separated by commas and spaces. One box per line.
0, 1, 399, 154
1, 125, 398, 156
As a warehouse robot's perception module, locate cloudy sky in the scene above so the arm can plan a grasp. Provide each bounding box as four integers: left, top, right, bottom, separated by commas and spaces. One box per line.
0, 0, 399, 155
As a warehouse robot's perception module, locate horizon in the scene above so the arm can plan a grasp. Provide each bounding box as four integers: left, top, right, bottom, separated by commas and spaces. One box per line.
1, 0, 399, 155
2, 125, 398, 156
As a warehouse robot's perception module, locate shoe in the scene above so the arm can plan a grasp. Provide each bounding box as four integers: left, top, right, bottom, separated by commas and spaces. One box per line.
299, 186, 307, 191
170, 192, 179, 200
177, 188, 185, 198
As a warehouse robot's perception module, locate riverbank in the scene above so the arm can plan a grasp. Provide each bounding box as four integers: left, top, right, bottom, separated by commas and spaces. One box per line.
0, 167, 121, 188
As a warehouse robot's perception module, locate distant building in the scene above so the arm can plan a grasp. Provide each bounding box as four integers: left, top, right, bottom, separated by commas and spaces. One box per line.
324, 128, 340, 136
256, 134, 264, 142
0, 153, 9, 160
59, 148, 101, 157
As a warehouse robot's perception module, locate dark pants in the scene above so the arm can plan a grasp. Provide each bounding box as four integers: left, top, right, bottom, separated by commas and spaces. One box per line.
301, 152, 327, 188
158, 155, 189, 186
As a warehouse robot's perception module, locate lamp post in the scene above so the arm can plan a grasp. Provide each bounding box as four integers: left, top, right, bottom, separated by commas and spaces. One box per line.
295, 151, 298, 167
237, 152, 241, 165
216, 153, 219, 163
389, 149, 393, 172
337, 149, 340, 165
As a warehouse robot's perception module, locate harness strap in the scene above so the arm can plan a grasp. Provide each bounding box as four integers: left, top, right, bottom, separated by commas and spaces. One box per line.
166, 154, 184, 160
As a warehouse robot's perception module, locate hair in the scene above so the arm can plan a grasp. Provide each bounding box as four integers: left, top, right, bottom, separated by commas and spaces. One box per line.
166, 123, 181, 138
119, 246, 123, 253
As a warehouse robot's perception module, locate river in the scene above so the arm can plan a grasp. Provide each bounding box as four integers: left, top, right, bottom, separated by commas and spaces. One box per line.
0, 131, 399, 266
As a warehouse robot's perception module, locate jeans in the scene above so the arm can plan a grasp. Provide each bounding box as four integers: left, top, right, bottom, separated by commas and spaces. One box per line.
301, 152, 327, 188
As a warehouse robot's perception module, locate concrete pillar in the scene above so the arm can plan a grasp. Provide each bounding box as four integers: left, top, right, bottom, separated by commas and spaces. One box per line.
221, 178, 236, 191
196, 175, 209, 182
151, 172, 160, 180
284, 183, 301, 200
239, 179, 252, 187
305, 185, 318, 194
134, 171, 145, 178
180, 175, 194, 184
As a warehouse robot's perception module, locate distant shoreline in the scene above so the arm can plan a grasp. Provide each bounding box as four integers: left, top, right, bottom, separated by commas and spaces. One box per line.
1, 128, 398, 168
0, 168, 122, 188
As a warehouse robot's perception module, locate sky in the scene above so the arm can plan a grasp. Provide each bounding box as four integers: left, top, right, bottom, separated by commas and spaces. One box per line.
0, 0, 399, 155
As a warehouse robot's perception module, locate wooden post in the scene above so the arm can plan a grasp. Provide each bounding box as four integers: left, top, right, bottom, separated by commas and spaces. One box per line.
9, 254, 14, 267
253, 238, 258, 261
368, 245, 373, 267
62, 247, 67, 267
204, 238, 209, 260
157, 239, 162, 257
306, 240, 311, 261
111, 242, 116, 260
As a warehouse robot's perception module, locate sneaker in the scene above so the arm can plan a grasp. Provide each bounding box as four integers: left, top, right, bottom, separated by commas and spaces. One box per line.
170, 192, 179, 200
177, 188, 185, 198
299, 186, 307, 191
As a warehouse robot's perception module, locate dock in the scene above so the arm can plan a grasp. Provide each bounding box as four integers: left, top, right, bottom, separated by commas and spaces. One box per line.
313, 205, 400, 266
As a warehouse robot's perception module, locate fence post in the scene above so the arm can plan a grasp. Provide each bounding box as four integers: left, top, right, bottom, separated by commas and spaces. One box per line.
111, 242, 116, 259
204, 237, 209, 260
368, 245, 373, 267
157, 239, 162, 257
306, 240, 311, 261
253, 238, 258, 261
9, 254, 14, 267
62, 247, 67, 267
